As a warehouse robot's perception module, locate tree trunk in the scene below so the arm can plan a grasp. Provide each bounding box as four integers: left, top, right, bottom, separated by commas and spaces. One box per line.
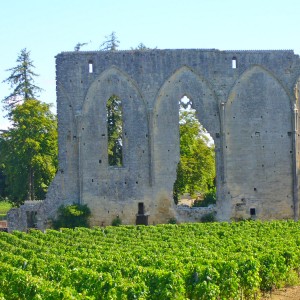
28, 167, 34, 200
28, 170, 32, 200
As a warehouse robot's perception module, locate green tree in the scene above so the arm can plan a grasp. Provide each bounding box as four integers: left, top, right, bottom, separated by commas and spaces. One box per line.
2, 48, 42, 111
173, 107, 215, 204
106, 95, 123, 166
0, 100, 57, 204
100, 31, 120, 51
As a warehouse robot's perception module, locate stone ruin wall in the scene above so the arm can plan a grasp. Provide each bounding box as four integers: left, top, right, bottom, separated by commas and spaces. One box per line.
8, 48, 300, 231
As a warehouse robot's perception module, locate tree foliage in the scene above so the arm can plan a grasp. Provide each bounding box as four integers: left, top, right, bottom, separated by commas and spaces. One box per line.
52, 204, 91, 229
193, 187, 217, 207
74, 42, 88, 51
99, 31, 120, 51
2, 48, 42, 111
0, 167, 6, 199
173, 102, 215, 204
131, 43, 154, 50
0, 100, 57, 204
106, 95, 123, 166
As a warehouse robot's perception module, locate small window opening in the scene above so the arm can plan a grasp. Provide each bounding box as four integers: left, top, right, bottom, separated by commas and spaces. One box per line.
232, 57, 237, 69
26, 211, 38, 229
88, 61, 93, 73
138, 202, 145, 215
136, 202, 148, 225
107, 95, 123, 166
250, 208, 256, 216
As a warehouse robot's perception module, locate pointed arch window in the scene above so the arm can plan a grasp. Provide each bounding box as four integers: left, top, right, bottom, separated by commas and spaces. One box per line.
173, 95, 215, 205
106, 95, 123, 166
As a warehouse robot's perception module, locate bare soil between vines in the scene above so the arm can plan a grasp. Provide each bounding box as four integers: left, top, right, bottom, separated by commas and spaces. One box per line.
261, 286, 300, 299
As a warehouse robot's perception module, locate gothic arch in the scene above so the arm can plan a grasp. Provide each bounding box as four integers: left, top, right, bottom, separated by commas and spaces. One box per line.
227, 64, 294, 108
80, 66, 150, 203
226, 65, 293, 141
225, 65, 294, 218
154, 66, 220, 135
82, 66, 146, 115
152, 66, 220, 188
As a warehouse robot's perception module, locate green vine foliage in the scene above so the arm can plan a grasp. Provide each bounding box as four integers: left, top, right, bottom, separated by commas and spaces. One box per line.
52, 204, 91, 229
1, 221, 300, 299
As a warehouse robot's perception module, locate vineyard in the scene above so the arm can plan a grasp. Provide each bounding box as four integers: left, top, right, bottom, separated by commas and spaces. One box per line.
1, 221, 300, 299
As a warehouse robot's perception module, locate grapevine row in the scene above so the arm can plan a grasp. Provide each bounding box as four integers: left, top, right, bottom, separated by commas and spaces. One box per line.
0, 221, 300, 299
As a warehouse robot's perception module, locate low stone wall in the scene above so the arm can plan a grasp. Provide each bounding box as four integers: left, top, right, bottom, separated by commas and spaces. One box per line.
175, 205, 217, 223
7, 200, 44, 232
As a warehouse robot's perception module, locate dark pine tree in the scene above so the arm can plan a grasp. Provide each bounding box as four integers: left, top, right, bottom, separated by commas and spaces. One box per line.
2, 48, 43, 112
100, 32, 120, 51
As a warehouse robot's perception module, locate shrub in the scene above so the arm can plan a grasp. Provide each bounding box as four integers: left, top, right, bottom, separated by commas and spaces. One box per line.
52, 203, 91, 229
168, 217, 177, 224
200, 212, 216, 223
111, 216, 122, 226
193, 187, 216, 207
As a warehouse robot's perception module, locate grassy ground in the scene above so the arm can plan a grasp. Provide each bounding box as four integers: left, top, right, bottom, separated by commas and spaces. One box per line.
0, 201, 12, 220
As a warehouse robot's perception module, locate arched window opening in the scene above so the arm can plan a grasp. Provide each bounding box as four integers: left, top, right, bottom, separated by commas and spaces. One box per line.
173, 96, 216, 207
232, 57, 237, 69
106, 95, 123, 167
88, 61, 93, 73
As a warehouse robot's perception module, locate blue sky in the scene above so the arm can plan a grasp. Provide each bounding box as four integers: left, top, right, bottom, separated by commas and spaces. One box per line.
1, 0, 299, 129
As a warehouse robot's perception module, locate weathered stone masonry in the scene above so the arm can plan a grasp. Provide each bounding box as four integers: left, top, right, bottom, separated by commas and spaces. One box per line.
8, 49, 300, 230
